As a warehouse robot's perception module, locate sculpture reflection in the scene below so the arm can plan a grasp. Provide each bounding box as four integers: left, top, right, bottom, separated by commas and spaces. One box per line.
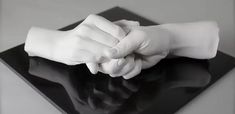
28, 57, 211, 114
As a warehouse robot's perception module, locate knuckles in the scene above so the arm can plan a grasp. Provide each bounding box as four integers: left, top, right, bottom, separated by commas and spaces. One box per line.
86, 14, 97, 22
112, 25, 126, 38
102, 62, 120, 75
75, 24, 93, 37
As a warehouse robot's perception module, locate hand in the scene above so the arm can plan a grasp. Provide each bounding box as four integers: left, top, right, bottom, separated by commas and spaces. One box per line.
82, 19, 140, 76
25, 14, 126, 65
54, 14, 129, 66
90, 20, 170, 79
106, 24, 171, 69
91, 20, 143, 79
98, 54, 142, 79
105, 21, 219, 79
25, 15, 140, 78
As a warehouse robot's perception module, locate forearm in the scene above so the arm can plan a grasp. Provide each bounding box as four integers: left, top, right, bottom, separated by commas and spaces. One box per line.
25, 27, 67, 60
160, 21, 219, 59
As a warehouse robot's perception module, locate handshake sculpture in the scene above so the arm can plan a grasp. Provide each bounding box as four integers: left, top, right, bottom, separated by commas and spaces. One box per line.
25, 14, 219, 79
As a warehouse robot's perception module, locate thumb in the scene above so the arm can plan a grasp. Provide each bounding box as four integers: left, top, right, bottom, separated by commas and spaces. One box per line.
105, 29, 145, 59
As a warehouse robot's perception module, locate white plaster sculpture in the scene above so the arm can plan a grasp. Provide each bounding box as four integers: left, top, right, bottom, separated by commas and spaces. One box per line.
25, 14, 219, 79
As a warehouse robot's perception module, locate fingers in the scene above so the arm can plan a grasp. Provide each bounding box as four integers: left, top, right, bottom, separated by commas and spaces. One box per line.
108, 55, 142, 79
114, 19, 140, 27
114, 20, 140, 33
82, 14, 126, 40
76, 24, 119, 47
86, 63, 99, 74
75, 36, 111, 59
60, 36, 111, 65
109, 55, 135, 77
59, 49, 99, 65
105, 29, 146, 59
75, 15, 145, 79
83, 19, 141, 48
97, 54, 142, 79
98, 58, 127, 75
123, 58, 142, 79
86, 25, 119, 47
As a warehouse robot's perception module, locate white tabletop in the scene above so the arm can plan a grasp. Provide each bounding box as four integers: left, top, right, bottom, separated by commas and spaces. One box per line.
0, 0, 235, 114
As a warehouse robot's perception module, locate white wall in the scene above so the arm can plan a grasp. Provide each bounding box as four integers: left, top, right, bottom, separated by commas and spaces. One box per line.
0, 0, 234, 57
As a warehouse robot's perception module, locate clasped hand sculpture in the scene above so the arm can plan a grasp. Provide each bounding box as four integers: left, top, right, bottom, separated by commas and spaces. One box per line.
25, 14, 219, 79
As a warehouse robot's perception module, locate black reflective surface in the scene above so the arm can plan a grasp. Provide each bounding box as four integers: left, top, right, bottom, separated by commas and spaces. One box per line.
28, 57, 212, 114
1, 7, 235, 114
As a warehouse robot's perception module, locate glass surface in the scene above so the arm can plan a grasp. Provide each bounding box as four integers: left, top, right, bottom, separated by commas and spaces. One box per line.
1, 7, 235, 114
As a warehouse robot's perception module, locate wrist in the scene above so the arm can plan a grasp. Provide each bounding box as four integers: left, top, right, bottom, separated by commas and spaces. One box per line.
25, 27, 67, 60
159, 21, 219, 59
157, 23, 180, 54
148, 25, 172, 56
